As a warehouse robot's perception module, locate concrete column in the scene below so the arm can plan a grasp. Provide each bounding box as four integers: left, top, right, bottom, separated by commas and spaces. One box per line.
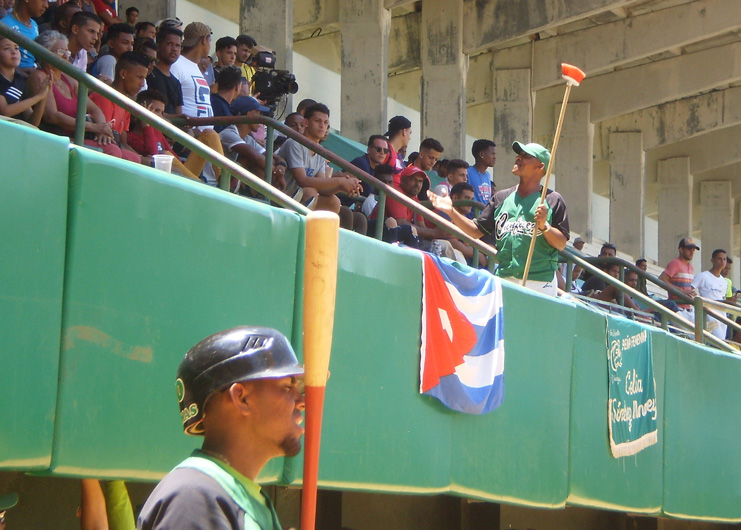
554, 102, 593, 240
700, 181, 734, 266
657, 157, 693, 266
117, 0, 173, 24
240, 0, 293, 72
493, 69, 532, 190
339, 1, 390, 144
420, 0, 467, 158
609, 132, 645, 258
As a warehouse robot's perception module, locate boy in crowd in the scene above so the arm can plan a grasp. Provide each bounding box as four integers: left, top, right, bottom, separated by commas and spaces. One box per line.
68, 11, 101, 71
0, 36, 49, 126
147, 26, 183, 118
90, 22, 134, 82
467, 138, 496, 205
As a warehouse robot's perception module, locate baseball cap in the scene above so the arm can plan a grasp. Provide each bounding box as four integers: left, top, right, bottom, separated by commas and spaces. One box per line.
398, 165, 426, 180
231, 96, 270, 115
679, 237, 700, 250
512, 141, 551, 170
0, 493, 18, 510
574, 236, 585, 245
385, 116, 412, 137
182, 22, 211, 48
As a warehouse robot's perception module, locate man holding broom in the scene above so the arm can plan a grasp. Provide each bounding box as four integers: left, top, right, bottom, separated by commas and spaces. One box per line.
428, 141, 570, 296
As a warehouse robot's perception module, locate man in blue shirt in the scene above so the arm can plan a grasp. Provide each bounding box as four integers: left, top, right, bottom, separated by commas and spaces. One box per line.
467, 138, 496, 207
350, 134, 389, 196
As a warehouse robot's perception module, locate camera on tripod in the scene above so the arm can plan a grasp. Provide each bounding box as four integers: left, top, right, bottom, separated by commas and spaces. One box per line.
250, 49, 299, 107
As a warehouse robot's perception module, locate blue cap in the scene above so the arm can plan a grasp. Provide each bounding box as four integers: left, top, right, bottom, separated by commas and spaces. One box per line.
231, 96, 270, 116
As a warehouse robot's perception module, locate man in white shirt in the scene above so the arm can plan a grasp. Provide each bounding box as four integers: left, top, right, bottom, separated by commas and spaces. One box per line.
692, 249, 729, 340
170, 21, 224, 185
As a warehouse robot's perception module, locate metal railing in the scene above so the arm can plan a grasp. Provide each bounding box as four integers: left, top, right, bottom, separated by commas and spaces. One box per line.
3, 23, 738, 353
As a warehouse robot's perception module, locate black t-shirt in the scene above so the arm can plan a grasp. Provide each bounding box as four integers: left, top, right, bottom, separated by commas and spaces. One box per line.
0, 70, 27, 118
147, 67, 184, 115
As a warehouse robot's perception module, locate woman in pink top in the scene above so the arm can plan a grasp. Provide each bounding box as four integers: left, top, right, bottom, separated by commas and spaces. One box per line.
28, 30, 136, 160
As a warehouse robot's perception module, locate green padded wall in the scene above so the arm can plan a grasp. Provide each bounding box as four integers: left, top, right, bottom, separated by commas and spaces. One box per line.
567, 306, 664, 513
0, 121, 70, 468
51, 147, 302, 479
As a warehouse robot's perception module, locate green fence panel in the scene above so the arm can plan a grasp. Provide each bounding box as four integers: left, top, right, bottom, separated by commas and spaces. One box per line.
51, 147, 302, 480
449, 285, 574, 507
662, 338, 741, 521
567, 307, 664, 513
311, 240, 456, 492
0, 121, 70, 469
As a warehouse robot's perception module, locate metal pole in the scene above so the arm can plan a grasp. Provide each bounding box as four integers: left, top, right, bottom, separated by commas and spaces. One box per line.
265, 125, 274, 186
374, 191, 386, 240
472, 205, 480, 268
694, 296, 705, 344
74, 83, 88, 146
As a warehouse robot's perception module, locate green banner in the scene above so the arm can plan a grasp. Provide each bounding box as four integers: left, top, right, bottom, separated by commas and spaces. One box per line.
607, 318, 658, 458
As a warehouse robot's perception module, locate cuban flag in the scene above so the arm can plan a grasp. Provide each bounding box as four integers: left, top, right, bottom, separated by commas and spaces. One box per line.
420, 253, 505, 414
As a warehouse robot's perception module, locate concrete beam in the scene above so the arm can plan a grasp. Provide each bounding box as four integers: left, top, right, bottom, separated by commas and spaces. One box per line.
389, 11, 421, 74
462, 0, 634, 54
384, 0, 417, 8
534, 42, 741, 134
294, 0, 339, 32
646, 125, 741, 179
531, 0, 741, 90
597, 86, 741, 159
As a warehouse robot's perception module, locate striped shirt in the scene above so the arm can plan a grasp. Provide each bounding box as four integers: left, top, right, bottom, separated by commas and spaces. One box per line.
662, 257, 694, 308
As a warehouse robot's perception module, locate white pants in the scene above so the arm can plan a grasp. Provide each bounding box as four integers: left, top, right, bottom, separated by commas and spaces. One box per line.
504, 273, 558, 297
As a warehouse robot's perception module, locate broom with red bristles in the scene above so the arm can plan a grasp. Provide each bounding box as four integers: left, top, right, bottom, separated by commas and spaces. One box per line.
521, 63, 586, 287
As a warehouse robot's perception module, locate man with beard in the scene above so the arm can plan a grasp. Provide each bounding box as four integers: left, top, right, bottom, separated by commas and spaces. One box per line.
138, 326, 305, 530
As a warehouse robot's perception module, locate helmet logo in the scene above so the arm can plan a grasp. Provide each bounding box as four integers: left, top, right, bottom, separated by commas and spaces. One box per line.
175, 378, 185, 403
180, 403, 198, 423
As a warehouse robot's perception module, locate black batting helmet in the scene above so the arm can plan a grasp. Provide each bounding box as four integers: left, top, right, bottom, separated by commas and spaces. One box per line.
175, 326, 304, 435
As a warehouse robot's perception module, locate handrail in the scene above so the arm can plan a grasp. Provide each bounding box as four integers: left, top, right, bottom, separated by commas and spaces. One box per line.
561, 249, 737, 352
178, 116, 500, 262
0, 22, 309, 215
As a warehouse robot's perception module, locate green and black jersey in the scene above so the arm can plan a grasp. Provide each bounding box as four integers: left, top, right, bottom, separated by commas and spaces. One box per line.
475, 185, 570, 282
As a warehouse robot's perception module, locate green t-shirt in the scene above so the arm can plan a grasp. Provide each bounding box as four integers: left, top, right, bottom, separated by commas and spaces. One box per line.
475, 185, 570, 282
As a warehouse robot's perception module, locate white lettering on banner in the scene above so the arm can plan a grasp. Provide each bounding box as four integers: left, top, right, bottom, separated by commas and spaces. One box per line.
609, 397, 657, 432
625, 369, 643, 395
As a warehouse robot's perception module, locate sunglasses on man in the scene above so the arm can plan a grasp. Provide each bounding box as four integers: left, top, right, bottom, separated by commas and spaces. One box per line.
372, 146, 389, 154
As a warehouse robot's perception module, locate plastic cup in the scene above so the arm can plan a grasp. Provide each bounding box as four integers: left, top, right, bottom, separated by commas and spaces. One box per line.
153, 154, 174, 173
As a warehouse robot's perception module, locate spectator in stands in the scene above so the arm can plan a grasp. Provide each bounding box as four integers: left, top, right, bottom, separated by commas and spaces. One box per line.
384, 115, 411, 173
90, 0, 121, 29
362, 163, 393, 219
437, 158, 468, 195
573, 236, 585, 252
446, 182, 487, 267
2, 0, 49, 69
157, 17, 183, 32
67, 11, 100, 71
350, 134, 388, 196
210, 64, 239, 129
135, 21, 156, 40
434, 158, 449, 182
467, 139, 496, 206
277, 103, 364, 229
89, 51, 151, 163
125, 6, 138, 26
658, 237, 699, 321
284, 111, 304, 134
600, 242, 616, 257
692, 249, 730, 340
0, 36, 48, 125
171, 22, 224, 185
147, 26, 183, 118
213, 36, 237, 75
409, 137, 443, 199
133, 36, 156, 77
295, 98, 316, 116
429, 141, 569, 297
39, 1, 80, 35
722, 257, 735, 299
29, 30, 132, 159
220, 95, 288, 194
90, 23, 134, 82
591, 265, 641, 312
635, 258, 649, 295
406, 151, 418, 165
78, 0, 96, 14
127, 89, 199, 181
234, 34, 256, 84
0, 0, 12, 19
363, 163, 419, 246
